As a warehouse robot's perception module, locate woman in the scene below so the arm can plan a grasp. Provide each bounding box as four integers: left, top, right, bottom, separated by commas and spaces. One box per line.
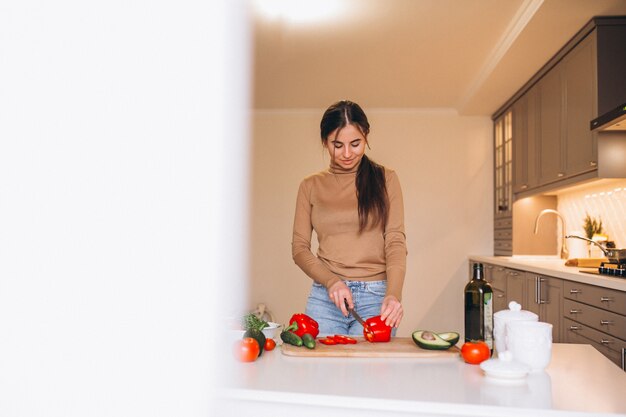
291, 100, 407, 336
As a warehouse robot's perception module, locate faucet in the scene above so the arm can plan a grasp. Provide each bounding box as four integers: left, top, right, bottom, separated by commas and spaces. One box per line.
534, 209, 569, 259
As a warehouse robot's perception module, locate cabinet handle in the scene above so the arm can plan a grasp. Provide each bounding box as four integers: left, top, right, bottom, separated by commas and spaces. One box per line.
600, 297, 613, 303
521, 184, 528, 190
509, 271, 519, 277
600, 339, 614, 345
622, 348, 625, 371
569, 325, 582, 331
497, 294, 504, 298
570, 289, 582, 294
590, 161, 597, 167
536, 276, 547, 304
569, 309, 582, 314
557, 172, 565, 177
600, 320, 614, 326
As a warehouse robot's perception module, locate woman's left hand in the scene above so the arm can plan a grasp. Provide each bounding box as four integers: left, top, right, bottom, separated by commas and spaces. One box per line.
380, 295, 403, 328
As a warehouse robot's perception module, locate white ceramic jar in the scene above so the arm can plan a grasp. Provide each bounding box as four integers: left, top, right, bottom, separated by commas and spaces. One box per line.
493, 301, 538, 355
506, 321, 553, 372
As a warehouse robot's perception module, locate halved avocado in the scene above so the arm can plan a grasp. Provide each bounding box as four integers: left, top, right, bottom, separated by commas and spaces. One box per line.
437, 331, 460, 346
412, 330, 453, 350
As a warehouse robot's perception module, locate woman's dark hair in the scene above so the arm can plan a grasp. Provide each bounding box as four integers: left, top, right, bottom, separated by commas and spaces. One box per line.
320, 100, 388, 232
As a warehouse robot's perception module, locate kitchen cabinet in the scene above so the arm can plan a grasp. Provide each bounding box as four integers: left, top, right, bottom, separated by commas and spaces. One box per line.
537, 32, 598, 186
471, 255, 626, 370
524, 273, 563, 343
562, 32, 598, 177
512, 89, 538, 193
493, 17, 626, 204
485, 264, 508, 313
537, 63, 564, 185
480, 263, 562, 342
563, 280, 626, 370
493, 111, 513, 256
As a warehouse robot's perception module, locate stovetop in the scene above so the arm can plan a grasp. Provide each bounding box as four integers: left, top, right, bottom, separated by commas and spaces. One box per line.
581, 262, 626, 278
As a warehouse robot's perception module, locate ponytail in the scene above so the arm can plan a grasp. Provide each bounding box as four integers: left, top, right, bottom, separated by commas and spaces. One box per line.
356, 154, 388, 232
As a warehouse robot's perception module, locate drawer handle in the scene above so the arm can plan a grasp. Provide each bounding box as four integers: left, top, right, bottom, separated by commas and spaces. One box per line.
521, 184, 528, 190
569, 325, 582, 331
590, 161, 597, 167
600, 320, 614, 326
569, 309, 582, 314
570, 289, 582, 294
600, 339, 614, 345
497, 294, 504, 298
600, 297, 613, 303
557, 172, 565, 177
509, 272, 519, 276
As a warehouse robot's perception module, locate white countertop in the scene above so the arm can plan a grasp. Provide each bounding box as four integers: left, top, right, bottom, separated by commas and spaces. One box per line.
469, 255, 626, 292
217, 343, 626, 417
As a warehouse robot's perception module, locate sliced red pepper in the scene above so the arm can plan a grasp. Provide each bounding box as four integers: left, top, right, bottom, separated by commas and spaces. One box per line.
287, 313, 320, 339
318, 337, 337, 345
333, 334, 358, 344
343, 336, 357, 344
363, 316, 392, 343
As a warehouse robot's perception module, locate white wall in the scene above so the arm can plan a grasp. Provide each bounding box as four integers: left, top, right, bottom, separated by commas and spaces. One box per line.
248, 109, 493, 336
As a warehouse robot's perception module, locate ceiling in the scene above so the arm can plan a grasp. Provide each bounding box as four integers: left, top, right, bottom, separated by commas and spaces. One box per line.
250, 0, 626, 116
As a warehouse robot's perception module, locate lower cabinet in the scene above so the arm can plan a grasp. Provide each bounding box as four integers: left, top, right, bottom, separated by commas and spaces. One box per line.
523, 273, 563, 343
473, 259, 625, 370
480, 263, 563, 343
562, 280, 626, 370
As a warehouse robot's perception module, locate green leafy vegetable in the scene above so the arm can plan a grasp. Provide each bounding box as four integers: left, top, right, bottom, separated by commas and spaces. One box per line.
242, 313, 269, 331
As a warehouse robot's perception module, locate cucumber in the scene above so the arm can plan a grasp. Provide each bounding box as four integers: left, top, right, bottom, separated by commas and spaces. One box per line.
244, 328, 266, 356
412, 330, 453, 350
302, 333, 316, 349
437, 332, 460, 346
280, 330, 303, 347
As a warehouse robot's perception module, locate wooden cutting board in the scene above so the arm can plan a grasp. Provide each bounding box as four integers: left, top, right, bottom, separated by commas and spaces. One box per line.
281, 337, 460, 358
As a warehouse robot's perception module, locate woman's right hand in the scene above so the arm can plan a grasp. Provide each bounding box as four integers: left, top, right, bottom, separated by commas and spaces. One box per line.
327, 280, 353, 316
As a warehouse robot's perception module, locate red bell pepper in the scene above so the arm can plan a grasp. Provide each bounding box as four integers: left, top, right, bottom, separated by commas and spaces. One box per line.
286, 313, 319, 339
363, 315, 392, 343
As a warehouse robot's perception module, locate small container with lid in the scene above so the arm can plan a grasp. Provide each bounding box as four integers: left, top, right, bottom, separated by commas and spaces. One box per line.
480, 350, 530, 383
493, 301, 538, 355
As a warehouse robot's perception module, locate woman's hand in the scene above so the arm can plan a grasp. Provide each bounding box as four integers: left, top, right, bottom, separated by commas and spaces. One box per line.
327, 280, 353, 316
380, 295, 403, 328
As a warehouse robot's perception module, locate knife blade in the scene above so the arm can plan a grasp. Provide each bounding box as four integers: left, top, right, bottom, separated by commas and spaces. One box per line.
344, 299, 367, 328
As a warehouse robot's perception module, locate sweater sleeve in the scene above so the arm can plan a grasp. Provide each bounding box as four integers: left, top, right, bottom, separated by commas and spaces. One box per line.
384, 170, 407, 301
291, 179, 342, 289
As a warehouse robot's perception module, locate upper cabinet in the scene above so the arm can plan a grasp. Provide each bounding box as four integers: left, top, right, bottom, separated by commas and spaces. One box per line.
496, 17, 626, 198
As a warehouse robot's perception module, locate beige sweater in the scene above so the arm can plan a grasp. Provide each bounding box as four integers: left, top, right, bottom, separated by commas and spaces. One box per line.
291, 164, 407, 300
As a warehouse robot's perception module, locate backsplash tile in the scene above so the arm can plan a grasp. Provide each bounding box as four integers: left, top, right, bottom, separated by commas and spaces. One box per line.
557, 179, 626, 248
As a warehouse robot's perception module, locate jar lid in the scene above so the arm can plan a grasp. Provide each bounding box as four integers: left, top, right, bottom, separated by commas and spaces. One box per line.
494, 301, 538, 321
480, 351, 530, 380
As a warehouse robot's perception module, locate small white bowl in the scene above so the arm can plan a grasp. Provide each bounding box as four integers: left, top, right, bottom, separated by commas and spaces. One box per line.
261, 322, 282, 340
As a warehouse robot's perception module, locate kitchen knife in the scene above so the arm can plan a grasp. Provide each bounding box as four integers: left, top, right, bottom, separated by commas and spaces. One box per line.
344, 299, 368, 328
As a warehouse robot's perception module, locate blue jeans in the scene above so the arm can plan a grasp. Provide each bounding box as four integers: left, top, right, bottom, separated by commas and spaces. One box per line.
305, 280, 395, 336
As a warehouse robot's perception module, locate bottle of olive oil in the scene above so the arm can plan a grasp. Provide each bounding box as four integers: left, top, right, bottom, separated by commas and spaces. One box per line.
464, 263, 493, 350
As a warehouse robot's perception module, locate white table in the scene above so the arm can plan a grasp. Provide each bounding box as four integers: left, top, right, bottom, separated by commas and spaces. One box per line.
216, 343, 626, 417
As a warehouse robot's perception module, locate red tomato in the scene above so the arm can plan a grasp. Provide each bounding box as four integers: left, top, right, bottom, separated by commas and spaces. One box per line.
460, 341, 491, 365
234, 337, 260, 362
264, 338, 276, 351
